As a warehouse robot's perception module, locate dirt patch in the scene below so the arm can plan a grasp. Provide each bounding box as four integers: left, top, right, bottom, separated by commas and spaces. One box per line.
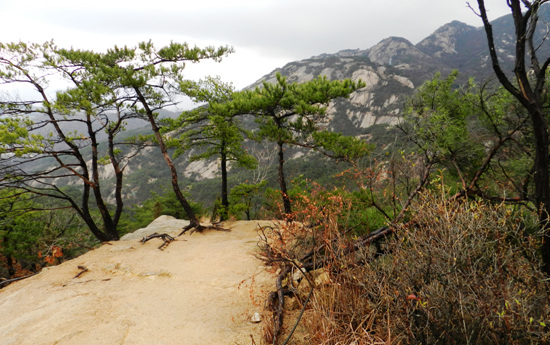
0, 217, 277, 345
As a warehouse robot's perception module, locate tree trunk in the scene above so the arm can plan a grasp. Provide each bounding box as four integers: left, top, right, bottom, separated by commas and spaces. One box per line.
476, 0, 550, 273
71, 201, 114, 242
82, 111, 120, 241
220, 141, 229, 221
109, 134, 124, 232
153, 124, 199, 227
6, 255, 15, 277
531, 106, 550, 273
277, 141, 292, 215
108, 113, 125, 232
67, 178, 115, 241
134, 88, 200, 227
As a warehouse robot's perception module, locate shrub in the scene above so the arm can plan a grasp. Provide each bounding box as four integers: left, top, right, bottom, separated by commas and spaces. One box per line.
304, 192, 550, 344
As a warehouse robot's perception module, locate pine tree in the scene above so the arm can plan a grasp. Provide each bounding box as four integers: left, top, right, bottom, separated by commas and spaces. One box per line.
228, 73, 369, 216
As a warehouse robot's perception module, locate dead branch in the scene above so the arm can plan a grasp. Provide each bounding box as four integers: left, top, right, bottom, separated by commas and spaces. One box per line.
177, 223, 230, 236
73, 265, 89, 279
141, 232, 175, 250
0, 273, 37, 289
281, 285, 315, 345
273, 264, 293, 344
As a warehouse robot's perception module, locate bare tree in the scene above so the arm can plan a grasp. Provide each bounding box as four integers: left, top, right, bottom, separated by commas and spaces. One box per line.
471, 0, 550, 272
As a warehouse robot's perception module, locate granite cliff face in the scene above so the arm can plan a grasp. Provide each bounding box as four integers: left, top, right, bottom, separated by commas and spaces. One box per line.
256, 52, 415, 131
113, 7, 550, 194
417, 21, 481, 60
31, 7, 550, 203
250, 7, 550, 136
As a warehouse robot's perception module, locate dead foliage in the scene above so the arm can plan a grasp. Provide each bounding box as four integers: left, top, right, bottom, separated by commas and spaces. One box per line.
258, 187, 550, 344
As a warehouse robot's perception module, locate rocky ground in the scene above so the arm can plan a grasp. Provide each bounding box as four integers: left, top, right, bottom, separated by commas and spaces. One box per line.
0, 216, 277, 345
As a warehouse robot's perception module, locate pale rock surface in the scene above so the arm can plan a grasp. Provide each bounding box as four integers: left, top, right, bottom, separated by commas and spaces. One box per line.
0, 217, 277, 345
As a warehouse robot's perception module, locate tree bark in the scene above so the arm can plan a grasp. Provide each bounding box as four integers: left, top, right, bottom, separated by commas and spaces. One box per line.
67, 196, 114, 242
277, 141, 292, 216
108, 127, 124, 232
476, 0, 550, 273
134, 87, 200, 227
531, 106, 550, 272
220, 140, 229, 221
88, 114, 119, 240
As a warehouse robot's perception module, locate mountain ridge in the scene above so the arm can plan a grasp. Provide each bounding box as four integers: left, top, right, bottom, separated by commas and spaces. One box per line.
25, 7, 550, 207
250, 6, 549, 135
101, 6, 550, 206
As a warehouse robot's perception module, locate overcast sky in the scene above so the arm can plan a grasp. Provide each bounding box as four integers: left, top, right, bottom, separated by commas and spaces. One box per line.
2, 0, 512, 90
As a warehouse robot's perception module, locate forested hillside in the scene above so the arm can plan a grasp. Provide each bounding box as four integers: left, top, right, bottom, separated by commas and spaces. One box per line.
38, 3, 550, 211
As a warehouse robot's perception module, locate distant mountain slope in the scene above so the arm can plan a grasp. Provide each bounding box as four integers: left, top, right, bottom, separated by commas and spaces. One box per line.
251, 5, 550, 135
112, 6, 550, 204
26, 6, 550, 207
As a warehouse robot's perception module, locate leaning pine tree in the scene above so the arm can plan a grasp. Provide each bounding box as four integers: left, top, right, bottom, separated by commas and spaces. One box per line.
56, 41, 233, 234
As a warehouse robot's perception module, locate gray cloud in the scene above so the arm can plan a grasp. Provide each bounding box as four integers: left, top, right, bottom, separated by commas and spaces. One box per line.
25, 1, 511, 60
7, 0, 512, 88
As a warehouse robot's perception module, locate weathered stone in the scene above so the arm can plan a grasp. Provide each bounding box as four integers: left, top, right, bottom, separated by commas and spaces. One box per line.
250, 312, 262, 323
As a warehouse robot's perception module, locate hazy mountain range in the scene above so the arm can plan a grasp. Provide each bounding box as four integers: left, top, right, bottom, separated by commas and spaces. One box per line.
252, 5, 550, 137
37, 7, 550, 205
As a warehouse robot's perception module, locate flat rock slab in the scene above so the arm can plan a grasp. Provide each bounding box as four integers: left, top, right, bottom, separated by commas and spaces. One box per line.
0, 218, 277, 345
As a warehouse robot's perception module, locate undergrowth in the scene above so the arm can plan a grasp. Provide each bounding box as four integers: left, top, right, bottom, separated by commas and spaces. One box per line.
262, 187, 550, 344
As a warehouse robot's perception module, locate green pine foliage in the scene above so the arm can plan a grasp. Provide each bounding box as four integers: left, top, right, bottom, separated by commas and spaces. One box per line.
402, 71, 532, 200
224, 72, 370, 214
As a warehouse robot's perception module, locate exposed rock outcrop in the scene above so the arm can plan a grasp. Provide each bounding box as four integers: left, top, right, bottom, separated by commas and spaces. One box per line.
0, 219, 276, 345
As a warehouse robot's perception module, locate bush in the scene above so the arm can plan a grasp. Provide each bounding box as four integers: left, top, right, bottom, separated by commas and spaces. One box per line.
0, 194, 98, 281
305, 192, 550, 344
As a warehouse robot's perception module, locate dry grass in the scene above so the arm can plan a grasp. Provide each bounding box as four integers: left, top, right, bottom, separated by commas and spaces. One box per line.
302, 192, 550, 344
262, 185, 550, 344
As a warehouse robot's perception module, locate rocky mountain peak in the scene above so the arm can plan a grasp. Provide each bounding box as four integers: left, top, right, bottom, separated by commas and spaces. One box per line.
366, 36, 431, 68
417, 21, 477, 58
